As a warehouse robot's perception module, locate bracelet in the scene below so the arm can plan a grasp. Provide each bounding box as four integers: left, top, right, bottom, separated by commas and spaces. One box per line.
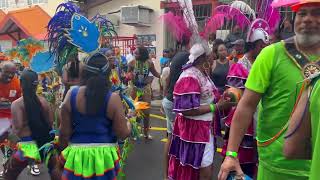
226, 151, 238, 158
209, 103, 215, 113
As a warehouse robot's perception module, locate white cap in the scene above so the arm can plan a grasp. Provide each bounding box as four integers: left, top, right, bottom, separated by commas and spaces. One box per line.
248, 28, 270, 44
188, 43, 205, 64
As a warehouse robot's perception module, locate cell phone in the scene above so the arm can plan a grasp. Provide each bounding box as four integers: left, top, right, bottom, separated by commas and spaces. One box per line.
227, 171, 252, 180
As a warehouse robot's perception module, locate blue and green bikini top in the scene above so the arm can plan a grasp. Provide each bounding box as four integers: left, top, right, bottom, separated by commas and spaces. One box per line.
133, 60, 150, 88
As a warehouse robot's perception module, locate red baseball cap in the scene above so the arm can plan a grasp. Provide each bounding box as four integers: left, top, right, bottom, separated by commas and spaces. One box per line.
291, 0, 320, 12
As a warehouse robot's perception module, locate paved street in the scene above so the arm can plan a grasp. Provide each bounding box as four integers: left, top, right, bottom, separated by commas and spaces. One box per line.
1, 100, 223, 180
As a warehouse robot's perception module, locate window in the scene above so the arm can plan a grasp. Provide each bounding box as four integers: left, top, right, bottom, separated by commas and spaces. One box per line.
193, 4, 212, 32
164, 3, 213, 48
0, 0, 9, 9
27, 0, 48, 5
12, 0, 28, 8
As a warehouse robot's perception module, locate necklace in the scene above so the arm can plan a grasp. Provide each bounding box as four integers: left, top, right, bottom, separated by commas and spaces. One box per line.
295, 37, 320, 57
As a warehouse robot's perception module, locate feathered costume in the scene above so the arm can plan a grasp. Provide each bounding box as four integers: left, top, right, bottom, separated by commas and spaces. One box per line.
5, 37, 60, 108
45, 2, 141, 179
161, 12, 192, 45
209, 1, 278, 178
6, 38, 44, 67
203, 0, 280, 39
47, 2, 118, 180
162, 1, 219, 180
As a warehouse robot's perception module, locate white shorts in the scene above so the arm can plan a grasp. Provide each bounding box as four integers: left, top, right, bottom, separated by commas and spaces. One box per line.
201, 133, 215, 168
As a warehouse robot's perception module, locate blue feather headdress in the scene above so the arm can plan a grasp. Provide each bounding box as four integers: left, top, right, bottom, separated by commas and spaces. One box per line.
47, 2, 118, 74
91, 13, 117, 38
47, 2, 81, 74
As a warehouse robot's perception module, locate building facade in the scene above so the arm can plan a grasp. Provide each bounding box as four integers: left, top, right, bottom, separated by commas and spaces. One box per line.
0, 0, 64, 16
88, 0, 165, 71
0, 0, 65, 50
87, 0, 220, 69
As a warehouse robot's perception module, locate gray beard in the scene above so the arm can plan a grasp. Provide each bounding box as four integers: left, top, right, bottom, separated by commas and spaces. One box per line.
295, 33, 320, 47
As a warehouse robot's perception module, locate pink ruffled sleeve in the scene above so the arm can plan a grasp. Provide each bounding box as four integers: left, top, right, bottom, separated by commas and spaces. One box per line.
226, 63, 249, 89
173, 77, 201, 112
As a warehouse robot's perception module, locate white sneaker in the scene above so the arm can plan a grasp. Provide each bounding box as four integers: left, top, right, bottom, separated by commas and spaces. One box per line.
29, 164, 40, 176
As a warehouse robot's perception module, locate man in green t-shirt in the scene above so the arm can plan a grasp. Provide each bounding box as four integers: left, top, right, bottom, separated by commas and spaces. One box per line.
218, 2, 320, 180
283, 75, 320, 180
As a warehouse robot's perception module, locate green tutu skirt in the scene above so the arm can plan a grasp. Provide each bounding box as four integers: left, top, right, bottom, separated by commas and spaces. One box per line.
60, 143, 121, 180
13, 142, 41, 162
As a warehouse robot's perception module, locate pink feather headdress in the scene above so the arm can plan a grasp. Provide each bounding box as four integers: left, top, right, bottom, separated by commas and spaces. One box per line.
202, 1, 281, 39
161, 12, 192, 43
201, 13, 225, 39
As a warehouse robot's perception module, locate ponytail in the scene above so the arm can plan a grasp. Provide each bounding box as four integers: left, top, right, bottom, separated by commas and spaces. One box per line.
81, 53, 111, 115
20, 70, 52, 159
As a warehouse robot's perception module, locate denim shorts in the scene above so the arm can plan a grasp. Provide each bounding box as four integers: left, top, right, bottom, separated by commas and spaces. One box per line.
162, 98, 176, 134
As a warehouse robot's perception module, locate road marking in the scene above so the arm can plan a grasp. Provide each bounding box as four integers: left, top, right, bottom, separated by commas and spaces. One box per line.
161, 138, 168, 142
150, 114, 166, 121
150, 127, 167, 131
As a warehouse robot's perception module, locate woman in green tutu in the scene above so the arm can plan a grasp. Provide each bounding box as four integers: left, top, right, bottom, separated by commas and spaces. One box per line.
59, 53, 131, 180
2, 69, 58, 180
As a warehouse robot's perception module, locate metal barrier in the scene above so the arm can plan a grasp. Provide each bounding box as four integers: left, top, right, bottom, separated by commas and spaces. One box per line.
102, 36, 137, 55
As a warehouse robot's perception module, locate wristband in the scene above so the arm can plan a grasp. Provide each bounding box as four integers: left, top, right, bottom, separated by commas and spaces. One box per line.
226, 151, 238, 158
209, 103, 215, 113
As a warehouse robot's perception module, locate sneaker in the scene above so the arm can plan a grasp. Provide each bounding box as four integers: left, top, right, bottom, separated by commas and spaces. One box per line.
29, 164, 40, 176
144, 134, 153, 140
0, 171, 4, 179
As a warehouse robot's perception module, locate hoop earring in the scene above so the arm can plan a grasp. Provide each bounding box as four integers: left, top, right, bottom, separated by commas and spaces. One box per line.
203, 62, 211, 71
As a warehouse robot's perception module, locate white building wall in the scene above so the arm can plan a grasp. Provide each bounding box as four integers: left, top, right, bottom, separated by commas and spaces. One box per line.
39, 0, 65, 16
88, 0, 165, 73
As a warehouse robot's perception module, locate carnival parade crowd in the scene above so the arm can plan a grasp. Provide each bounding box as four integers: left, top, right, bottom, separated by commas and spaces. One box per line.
0, 0, 319, 180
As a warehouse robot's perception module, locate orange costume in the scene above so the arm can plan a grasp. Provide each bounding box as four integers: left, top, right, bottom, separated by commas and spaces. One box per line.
0, 77, 21, 119
227, 54, 244, 62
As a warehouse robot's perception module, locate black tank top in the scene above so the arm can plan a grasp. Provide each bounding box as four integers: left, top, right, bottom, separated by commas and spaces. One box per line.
166, 51, 190, 102
211, 60, 230, 93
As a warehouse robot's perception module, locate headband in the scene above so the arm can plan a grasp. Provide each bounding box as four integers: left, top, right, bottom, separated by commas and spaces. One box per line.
83, 53, 110, 75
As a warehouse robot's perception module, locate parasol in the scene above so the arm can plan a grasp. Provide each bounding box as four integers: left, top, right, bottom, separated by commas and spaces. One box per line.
271, 0, 300, 7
